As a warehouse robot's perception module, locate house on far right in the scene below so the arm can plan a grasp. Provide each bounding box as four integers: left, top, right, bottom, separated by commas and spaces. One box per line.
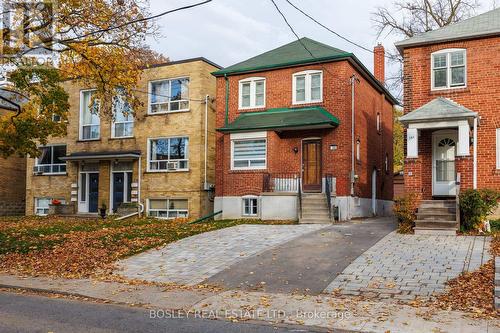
395, 8, 500, 234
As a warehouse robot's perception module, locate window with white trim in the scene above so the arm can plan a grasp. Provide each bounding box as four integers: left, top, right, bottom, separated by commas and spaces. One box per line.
148, 137, 189, 171
242, 197, 258, 216
149, 77, 189, 114
431, 49, 466, 90
80, 90, 100, 140
376, 113, 381, 132
35, 197, 66, 216
496, 129, 500, 169
148, 198, 188, 218
34, 145, 67, 174
239, 77, 265, 109
112, 89, 134, 138
293, 70, 323, 104
231, 133, 267, 170
385, 153, 389, 174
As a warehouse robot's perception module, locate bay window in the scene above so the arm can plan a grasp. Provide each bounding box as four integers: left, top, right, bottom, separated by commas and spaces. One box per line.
149, 77, 189, 114
80, 90, 100, 140
293, 70, 323, 104
148, 137, 189, 171
239, 77, 266, 109
34, 145, 67, 174
431, 49, 466, 90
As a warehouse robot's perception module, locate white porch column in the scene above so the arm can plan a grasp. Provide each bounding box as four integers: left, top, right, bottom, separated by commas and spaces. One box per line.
457, 120, 470, 156
407, 128, 418, 158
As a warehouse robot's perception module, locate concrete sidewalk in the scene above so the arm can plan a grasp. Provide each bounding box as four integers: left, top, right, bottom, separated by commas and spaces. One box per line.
0, 273, 498, 332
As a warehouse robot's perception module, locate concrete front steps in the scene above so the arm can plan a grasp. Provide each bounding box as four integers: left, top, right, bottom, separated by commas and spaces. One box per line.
414, 200, 458, 235
299, 193, 332, 224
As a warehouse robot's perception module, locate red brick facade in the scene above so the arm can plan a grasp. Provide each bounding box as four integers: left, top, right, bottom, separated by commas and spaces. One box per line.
215, 60, 394, 201
403, 36, 500, 198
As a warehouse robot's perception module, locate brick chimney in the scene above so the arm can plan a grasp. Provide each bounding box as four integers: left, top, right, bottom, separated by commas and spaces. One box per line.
373, 43, 385, 84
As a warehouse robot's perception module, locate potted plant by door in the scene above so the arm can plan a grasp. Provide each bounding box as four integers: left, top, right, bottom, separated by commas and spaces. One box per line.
99, 202, 107, 219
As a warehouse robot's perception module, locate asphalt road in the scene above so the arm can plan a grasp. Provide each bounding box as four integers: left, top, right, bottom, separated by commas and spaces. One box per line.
0, 291, 330, 333
206, 217, 396, 295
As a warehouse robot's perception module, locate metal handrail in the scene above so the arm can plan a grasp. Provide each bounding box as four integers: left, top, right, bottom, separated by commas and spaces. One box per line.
298, 177, 302, 219
325, 173, 333, 221
456, 172, 461, 229
262, 173, 300, 192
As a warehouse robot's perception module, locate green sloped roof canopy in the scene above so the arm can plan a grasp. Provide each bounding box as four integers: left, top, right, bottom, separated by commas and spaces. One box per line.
218, 106, 340, 133
213, 38, 351, 76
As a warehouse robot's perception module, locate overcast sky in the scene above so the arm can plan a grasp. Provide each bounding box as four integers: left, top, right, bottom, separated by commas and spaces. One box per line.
147, 0, 496, 76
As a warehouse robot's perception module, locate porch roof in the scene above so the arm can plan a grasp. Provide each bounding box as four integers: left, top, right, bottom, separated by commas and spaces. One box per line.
217, 106, 340, 133
60, 150, 141, 161
399, 98, 477, 125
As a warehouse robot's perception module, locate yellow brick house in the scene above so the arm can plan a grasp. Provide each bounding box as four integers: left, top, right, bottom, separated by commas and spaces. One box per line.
26, 58, 219, 219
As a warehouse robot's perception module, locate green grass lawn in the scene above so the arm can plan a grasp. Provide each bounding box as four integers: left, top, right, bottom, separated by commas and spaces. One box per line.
0, 215, 296, 278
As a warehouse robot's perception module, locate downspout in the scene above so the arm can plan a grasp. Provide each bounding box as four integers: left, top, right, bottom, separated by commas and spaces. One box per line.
349, 75, 358, 220
204, 94, 209, 190
224, 74, 229, 126
138, 155, 143, 216
473, 117, 478, 189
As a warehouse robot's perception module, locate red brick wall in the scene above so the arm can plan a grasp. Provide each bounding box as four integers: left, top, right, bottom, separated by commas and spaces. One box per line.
215, 60, 394, 201
403, 36, 500, 198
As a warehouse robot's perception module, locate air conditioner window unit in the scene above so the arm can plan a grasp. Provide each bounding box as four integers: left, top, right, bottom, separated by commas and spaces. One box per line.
167, 161, 178, 170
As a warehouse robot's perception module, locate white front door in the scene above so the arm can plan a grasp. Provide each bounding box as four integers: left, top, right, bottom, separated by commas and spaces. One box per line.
432, 131, 457, 196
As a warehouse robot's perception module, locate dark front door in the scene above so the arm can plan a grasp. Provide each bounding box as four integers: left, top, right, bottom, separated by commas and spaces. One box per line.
88, 173, 99, 213
113, 173, 125, 212
302, 140, 322, 192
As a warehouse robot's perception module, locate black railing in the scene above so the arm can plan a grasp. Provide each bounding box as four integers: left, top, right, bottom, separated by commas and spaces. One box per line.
298, 177, 302, 219
262, 173, 300, 192
325, 173, 333, 221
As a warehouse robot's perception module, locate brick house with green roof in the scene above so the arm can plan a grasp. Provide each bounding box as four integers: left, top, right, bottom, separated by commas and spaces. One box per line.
396, 7, 500, 234
213, 38, 397, 221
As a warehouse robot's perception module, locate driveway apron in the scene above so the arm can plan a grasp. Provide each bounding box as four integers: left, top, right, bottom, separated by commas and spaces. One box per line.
204, 217, 396, 295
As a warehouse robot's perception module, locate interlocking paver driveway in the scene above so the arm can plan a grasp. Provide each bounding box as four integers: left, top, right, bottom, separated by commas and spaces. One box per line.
324, 232, 491, 300
115, 224, 327, 285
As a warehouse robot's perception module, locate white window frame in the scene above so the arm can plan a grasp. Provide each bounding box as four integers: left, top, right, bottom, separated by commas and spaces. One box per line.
147, 136, 189, 172
35, 197, 66, 216
242, 196, 259, 217
230, 132, 267, 171
111, 89, 134, 138
496, 129, 500, 169
431, 49, 467, 91
356, 139, 361, 161
79, 89, 100, 140
147, 198, 189, 219
147, 77, 190, 115
292, 70, 323, 105
34, 144, 67, 175
238, 77, 266, 109
376, 112, 381, 132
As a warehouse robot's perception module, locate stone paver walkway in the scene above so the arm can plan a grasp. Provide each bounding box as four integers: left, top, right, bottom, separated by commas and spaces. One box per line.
115, 224, 327, 285
324, 232, 491, 300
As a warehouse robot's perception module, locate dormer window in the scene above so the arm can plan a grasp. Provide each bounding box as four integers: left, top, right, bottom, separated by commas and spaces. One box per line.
293, 70, 322, 104
431, 49, 466, 90
239, 77, 265, 109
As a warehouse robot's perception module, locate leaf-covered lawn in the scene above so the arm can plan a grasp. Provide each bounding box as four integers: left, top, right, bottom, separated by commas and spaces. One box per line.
0, 215, 296, 279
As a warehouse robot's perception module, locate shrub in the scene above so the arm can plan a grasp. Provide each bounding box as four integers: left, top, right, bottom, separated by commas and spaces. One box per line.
459, 189, 500, 231
393, 193, 418, 233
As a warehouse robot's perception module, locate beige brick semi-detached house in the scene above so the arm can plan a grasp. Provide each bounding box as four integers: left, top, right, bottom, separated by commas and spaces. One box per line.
0, 90, 27, 215
26, 58, 219, 219
213, 38, 397, 222
396, 8, 500, 234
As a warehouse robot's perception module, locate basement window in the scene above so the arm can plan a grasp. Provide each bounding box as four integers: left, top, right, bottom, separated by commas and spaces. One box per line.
242, 197, 258, 217
148, 198, 189, 219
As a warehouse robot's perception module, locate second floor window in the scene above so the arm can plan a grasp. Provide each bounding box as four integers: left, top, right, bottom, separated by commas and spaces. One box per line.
293, 70, 323, 104
80, 90, 100, 140
34, 145, 67, 174
431, 49, 466, 90
112, 90, 134, 138
239, 77, 265, 109
148, 137, 189, 171
149, 78, 189, 114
